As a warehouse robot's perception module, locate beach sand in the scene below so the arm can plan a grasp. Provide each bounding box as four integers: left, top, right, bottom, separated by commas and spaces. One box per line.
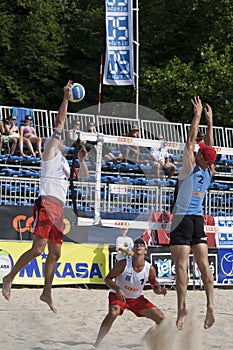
0, 287, 232, 350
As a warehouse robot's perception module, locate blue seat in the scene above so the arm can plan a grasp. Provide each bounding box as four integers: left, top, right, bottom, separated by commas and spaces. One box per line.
65, 146, 75, 153
122, 206, 135, 213
1, 200, 17, 206
24, 156, 41, 163
1, 168, 23, 176
0, 154, 9, 161
127, 178, 138, 184
21, 169, 40, 177
224, 197, 233, 206
167, 179, 177, 186
139, 164, 152, 171
17, 200, 33, 206
209, 182, 229, 189
8, 155, 24, 162
135, 177, 148, 185
225, 159, 233, 165
2, 184, 20, 192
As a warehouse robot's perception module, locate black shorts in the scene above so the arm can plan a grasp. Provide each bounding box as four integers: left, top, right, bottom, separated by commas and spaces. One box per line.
169, 215, 208, 246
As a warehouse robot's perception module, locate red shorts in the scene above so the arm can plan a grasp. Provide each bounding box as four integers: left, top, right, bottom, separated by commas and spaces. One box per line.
109, 292, 154, 317
33, 197, 64, 244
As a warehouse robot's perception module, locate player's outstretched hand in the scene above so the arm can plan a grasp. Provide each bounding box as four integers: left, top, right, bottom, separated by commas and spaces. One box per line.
204, 103, 213, 123
191, 95, 203, 117
64, 80, 73, 100
153, 284, 167, 296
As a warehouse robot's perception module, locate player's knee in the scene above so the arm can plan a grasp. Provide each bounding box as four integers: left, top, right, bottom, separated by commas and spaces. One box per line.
202, 270, 214, 286
32, 245, 45, 257
109, 305, 120, 319
157, 311, 165, 324
49, 249, 61, 261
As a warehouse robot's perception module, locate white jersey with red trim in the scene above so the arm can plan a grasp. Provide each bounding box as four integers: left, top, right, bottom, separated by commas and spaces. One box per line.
111, 257, 151, 299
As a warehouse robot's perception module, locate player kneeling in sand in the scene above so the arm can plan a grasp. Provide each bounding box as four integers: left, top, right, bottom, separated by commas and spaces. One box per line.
94, 238, 167, 348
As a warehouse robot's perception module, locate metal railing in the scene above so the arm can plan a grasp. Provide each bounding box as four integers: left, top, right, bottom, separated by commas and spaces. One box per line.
1, 177, 232, 218
1, 105, 232, 148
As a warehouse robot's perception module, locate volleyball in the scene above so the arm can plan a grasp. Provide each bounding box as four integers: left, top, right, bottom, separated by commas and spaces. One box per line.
69, 83, 85, 103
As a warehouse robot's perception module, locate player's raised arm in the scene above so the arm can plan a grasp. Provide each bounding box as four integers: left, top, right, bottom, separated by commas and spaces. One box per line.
43, 81, 72, 161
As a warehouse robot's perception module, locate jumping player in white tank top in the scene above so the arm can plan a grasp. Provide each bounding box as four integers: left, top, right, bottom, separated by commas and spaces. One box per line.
2, 81, 89, 314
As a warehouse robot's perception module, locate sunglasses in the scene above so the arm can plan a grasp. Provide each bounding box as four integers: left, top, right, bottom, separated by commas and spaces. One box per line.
12, 118, 16, 121
134, 243, 146, 247
26, 118, 32, 121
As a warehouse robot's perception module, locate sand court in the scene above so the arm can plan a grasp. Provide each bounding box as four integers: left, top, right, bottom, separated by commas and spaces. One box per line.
0, 287, 232, 350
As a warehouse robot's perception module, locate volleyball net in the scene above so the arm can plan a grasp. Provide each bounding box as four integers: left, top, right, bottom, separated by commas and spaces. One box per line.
70, 132, 233, 239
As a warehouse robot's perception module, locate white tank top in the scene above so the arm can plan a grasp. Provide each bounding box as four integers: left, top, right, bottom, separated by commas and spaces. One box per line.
111, 257, 151, 299
39, 151, 70, 204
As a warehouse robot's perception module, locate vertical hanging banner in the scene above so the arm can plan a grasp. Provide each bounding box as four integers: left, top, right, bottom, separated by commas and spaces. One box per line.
104, 0, 134, 86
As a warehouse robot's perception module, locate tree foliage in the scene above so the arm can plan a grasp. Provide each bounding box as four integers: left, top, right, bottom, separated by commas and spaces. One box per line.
0, 0, 232, 125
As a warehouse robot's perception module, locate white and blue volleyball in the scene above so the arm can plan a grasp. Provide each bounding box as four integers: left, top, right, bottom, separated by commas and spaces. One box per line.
69, 83, 85, 103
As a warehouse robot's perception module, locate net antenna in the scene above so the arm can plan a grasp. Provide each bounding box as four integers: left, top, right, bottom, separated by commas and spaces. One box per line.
97, 54, 104, 127
93, 133, 104, 226
133, 0, 140, 120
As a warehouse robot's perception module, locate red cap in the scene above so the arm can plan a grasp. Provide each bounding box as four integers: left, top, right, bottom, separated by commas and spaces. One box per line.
198, 142, 217, 163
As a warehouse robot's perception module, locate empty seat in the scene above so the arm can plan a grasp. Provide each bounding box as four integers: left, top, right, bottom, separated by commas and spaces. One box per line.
21, 169, 40, 177
1, 168, 23, 176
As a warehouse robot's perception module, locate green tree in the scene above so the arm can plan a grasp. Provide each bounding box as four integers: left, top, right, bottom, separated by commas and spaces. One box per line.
0, 0, 67, 108
139, 0, 233, 126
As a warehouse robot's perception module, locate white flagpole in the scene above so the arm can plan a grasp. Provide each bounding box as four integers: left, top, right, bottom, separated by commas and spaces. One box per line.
133, 0, 139, 121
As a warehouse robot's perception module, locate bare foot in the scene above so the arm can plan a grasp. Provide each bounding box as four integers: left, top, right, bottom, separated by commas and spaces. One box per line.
2, 276, 12, 301
176, 308, 188, 330
204, 306, 215, 329
40, 293, 57, 313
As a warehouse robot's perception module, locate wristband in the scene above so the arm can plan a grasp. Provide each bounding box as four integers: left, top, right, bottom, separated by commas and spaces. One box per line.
149, 278, 159, 286
52, 130, 62, 140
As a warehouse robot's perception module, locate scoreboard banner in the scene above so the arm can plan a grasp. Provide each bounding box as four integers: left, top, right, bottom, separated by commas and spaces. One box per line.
104, 0, 134, 85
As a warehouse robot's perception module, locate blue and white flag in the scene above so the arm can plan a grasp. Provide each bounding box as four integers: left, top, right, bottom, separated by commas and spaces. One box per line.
104, 0, 134, 86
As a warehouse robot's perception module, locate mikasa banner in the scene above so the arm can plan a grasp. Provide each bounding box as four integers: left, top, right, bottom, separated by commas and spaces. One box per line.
104, 0, 134, 85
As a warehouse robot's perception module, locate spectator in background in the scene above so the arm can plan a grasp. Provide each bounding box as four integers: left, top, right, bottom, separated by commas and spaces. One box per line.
85, 121, 98, 163
4, 115, 33, 156
121, 125, 140, 163
20, 115, 42, 158
68, 120, 81, 146
88, 121, 97, 134
116, 228, 134, 261
150, 135, 176, 179
4, 115, 21, 155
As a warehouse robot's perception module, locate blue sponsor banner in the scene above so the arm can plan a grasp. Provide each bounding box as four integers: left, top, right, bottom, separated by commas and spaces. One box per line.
104, 0, 134, 85
215, 217, 233, 248
218, 248, 233, 284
